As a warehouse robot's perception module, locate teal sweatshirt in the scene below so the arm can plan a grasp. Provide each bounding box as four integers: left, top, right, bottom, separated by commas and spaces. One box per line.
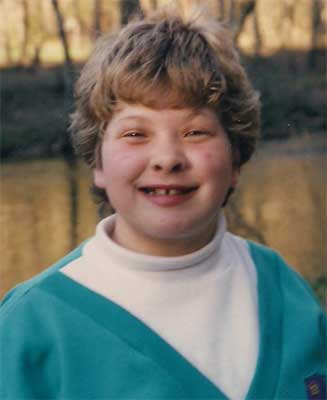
0, 242, 326, 399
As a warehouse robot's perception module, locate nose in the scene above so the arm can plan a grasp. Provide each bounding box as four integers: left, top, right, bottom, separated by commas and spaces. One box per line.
150, 139, 188, 173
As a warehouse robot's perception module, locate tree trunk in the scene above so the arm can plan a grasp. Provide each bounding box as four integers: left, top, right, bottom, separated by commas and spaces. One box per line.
51, 0, 74, 95
51, 0, 77, 248
281, 0, 294, 50
4, 36, 13, 66
229, 0, 235, 22
72, 0, 87, 34
233, 0, 256, 44
20, 0, 30, 64
94, 0, 102, 37
218, 0, 226, 19
253, 2, 262, 56
309, 0, 323, 70
120, 0, 142, 26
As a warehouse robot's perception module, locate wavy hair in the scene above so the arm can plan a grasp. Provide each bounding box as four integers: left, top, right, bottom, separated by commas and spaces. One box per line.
70, 6, 260, 205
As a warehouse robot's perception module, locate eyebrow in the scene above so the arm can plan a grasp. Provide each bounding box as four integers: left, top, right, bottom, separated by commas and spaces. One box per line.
114, 109, 209, 125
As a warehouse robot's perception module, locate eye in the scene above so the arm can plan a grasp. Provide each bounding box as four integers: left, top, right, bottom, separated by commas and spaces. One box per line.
120, 130, 148, 141
185, 130, 211, 138
123, 131, 145, 138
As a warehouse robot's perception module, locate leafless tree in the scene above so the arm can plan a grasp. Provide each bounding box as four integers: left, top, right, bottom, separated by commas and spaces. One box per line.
120, 0, 142, 26
217, 0, 256, 44
253, 1, 262, 56
218, 0, 226, 19
281, 0, 294, 50
51, 0, 77, 247
51, 0, 74, 94
232, 0, 256, 44
72, 0, 88, 35
20, 0, 29, 64
229, 0, 236, 21
4, 37, 13, 66
309, 0, 324, 70
94, 0, 102, 37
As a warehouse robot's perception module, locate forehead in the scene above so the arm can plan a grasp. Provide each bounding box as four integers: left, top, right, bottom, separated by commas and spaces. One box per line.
110, 101, 221, 126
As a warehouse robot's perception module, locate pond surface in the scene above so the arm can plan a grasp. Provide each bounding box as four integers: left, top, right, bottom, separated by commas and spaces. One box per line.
1, 137, 326, 298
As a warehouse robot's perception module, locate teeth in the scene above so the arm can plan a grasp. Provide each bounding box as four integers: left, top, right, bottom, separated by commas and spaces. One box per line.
151, 189, 185, 195
141, 187, 194, 195
156, 189, 167, 195
169, 189, 180, 195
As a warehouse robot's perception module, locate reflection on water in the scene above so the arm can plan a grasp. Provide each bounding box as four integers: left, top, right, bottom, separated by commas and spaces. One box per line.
1, 160, 98, 297
226, 140, 326, 285
1, 137, 326, 298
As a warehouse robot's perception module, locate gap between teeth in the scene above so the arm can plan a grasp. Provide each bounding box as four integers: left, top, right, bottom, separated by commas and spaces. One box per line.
146, 189, 188, 195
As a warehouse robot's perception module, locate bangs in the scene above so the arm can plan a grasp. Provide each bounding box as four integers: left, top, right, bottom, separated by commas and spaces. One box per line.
112, 68, 225, 110
95, 19, 227, 113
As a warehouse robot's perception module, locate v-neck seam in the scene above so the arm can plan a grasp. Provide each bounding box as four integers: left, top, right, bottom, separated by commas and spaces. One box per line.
246, 241, 284, 400
38, 272, 226, 399
33, 283, 189, 397
268, 252, 285, 397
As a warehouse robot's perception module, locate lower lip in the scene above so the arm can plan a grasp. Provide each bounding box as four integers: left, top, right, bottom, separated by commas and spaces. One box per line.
139, 190, 196, 207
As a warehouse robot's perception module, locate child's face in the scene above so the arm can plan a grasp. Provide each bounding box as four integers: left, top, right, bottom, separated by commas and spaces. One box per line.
94, 102, 239, 256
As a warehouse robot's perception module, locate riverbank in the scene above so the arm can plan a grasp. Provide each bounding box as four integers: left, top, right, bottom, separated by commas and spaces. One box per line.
2, 53, 326, 160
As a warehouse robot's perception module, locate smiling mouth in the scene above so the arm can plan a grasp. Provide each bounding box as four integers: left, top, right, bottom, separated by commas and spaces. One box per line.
139, 187, 197, 196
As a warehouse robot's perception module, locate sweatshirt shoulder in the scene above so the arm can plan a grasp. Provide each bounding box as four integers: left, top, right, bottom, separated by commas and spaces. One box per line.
0, 243, 86, 318
246, 240, 325, 313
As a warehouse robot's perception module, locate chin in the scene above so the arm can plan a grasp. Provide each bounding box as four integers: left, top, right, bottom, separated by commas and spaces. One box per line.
142, 221, 206, 242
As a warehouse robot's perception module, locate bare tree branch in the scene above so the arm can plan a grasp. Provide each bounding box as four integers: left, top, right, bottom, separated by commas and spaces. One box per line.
51, 0, 74, 94
233, 0, 256, 43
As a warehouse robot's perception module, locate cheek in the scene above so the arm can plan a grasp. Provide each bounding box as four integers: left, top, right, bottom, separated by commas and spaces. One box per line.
195, 148, 233, 180
101, 145, 147, 182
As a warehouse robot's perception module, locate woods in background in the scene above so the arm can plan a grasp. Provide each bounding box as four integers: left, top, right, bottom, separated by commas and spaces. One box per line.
1, 0, 326, 159
1, 0, 326, 68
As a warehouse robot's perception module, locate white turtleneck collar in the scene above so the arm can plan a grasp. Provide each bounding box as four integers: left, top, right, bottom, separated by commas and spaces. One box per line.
87, 212, 227, 272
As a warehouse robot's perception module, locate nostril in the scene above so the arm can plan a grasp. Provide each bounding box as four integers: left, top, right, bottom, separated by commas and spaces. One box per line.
151, 150, 187, 172
171, 162, 183, 172
153, 162, 183, 172
153, 164, 162, 171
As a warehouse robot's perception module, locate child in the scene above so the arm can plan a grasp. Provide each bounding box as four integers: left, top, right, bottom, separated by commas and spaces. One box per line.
1, 6, 325, 400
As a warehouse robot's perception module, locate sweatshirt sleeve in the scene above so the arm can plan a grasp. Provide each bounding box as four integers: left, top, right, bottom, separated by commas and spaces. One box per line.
0, 287, 60, 399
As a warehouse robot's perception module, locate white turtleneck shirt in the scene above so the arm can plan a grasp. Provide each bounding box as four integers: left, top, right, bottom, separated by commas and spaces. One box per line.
61, 214, 259, 400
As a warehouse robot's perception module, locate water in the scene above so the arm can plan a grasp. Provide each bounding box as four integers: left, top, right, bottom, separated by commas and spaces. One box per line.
1, 137, 326, 298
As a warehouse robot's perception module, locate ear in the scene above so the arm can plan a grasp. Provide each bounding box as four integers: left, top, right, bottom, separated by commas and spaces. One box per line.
93, 168, 106, 189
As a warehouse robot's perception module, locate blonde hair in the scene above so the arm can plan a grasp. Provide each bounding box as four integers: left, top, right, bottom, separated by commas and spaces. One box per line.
70, 6, 260, 204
